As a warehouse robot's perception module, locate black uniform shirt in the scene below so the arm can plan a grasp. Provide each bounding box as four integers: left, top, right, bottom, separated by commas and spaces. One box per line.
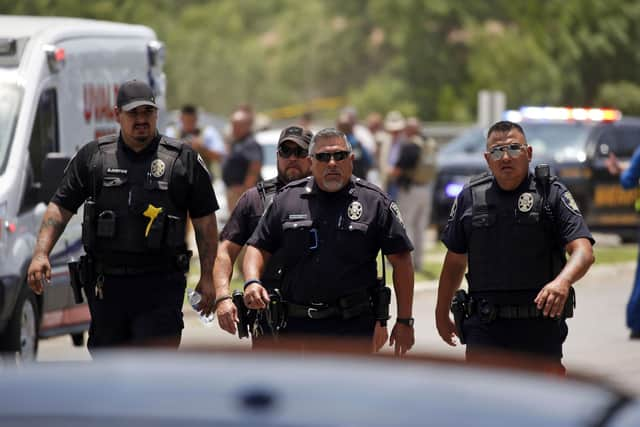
248, 176, 413, 303
52, 133, 219, 217
442, 173, 594, 254
219, 177, 284, 246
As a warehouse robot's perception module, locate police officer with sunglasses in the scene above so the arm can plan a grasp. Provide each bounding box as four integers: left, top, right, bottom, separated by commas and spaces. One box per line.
214, 126, 313, 336
435, 120, 595, 373
242, 128, 415, 355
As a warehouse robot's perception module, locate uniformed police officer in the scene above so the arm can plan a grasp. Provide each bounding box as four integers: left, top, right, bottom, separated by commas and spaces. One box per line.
27, 80, 219, 352
242, 128, 415, 355
435, 120, 594, 371
213, 125, 314, 335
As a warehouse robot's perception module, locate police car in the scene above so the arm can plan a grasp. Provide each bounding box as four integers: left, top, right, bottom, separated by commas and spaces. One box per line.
433, 107, 640, 240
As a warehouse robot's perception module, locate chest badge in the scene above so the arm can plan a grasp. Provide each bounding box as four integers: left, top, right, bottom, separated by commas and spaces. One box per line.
150, 159, 166, 178
518, 192, 534, 213
347, 201, 363, 221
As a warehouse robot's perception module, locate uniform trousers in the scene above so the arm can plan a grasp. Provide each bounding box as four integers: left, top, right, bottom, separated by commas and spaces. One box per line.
87, 271, 186, 353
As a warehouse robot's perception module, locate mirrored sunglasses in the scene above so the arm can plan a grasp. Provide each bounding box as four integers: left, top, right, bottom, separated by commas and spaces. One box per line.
487, 143, 526, 161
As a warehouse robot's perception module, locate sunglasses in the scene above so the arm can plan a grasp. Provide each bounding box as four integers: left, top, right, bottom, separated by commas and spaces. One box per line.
313, 151, 350, 163
278, 145, 308, 159
487, 143, 526, 161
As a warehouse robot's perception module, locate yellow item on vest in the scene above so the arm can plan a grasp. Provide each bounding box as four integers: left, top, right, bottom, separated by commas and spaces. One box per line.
143, 204, 163, 237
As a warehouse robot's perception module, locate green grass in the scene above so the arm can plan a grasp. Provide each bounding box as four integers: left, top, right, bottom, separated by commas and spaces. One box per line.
594, 244, 638, 264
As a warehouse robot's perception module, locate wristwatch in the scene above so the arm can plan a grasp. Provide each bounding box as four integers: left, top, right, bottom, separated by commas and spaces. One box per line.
396, 317, 415, 327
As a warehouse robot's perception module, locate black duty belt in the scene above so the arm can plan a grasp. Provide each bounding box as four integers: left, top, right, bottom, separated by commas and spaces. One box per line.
495, 304, 543, 319
287, 303, 342, 319
97, 263, 180, 276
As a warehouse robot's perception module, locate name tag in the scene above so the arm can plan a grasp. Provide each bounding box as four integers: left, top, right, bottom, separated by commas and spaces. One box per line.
288, 214, 307, 220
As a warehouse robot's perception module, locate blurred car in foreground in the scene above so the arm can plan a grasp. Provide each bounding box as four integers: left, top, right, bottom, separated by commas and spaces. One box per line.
432, 107, 640, 240
1, 348, 639, 426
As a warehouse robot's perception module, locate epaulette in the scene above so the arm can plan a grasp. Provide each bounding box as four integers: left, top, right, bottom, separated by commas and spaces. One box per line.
159, 135, 183, 152
353, 177, 388, 197
97, 134, 118, 146
467, 171, 493, 187
281, 176, 312, 191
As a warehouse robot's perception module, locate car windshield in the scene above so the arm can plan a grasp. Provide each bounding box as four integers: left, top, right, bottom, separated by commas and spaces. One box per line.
442, 122, 594, 161
0, 82, 22, 175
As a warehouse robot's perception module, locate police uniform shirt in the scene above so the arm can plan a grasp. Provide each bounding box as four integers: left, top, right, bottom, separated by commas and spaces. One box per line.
247, 176, 413, 304
52, 133, 219, 217
219, 178, 284, 246
442, 173, 594, 254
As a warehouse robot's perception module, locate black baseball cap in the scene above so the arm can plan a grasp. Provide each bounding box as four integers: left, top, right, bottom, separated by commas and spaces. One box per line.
278, 126, 313, 150
116, 80, 158, 111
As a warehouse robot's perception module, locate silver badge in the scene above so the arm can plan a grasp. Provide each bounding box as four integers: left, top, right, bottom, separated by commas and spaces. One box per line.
518, 192, 534, 213
390, 202, 405, 227
150, 159, 165, 178
561, 191, 581, 215
347, 201, 363, 221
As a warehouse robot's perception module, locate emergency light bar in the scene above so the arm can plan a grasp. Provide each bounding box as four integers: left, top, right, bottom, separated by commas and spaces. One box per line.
44, 45, 65, 73
504, 106, 622, 123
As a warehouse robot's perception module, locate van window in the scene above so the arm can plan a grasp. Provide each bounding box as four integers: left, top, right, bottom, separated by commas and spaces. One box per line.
0, 82, 22, 175
28, 88, 59, 183
21, 88, 59, 212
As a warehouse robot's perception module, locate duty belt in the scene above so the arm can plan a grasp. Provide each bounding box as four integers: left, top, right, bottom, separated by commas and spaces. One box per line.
286, 291, 373, 320
287, 303, 342, 319
96, 263, 180, 276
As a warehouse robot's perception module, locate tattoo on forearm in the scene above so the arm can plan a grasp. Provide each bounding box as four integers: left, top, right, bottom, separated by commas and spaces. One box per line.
194, 221, 217, 274
35, 216, 65, 254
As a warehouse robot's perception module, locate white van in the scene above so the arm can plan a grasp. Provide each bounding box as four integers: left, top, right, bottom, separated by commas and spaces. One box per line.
0, 15, 166, 360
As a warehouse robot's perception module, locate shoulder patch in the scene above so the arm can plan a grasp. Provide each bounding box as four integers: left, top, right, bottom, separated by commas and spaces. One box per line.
390, 202, 405, 227
448, 197, 458, 222
561, 191, 581, 215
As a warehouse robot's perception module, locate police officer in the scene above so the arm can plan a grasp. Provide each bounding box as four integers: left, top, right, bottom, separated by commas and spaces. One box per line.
435, 120, 594, 371
243, 128, 415, 355
27, 80, 219, 352
213, 125, 314, 335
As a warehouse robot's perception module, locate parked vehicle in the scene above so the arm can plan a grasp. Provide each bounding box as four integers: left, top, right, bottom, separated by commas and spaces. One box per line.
433, 107, 640, 241
0, 15, 166, 360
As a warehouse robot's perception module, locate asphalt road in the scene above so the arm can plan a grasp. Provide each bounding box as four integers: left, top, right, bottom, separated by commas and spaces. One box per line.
36, 258, 640, 394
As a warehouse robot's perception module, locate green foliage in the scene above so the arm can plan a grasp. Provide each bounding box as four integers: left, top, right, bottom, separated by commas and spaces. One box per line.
2, 0, 639, 120
596, 82, 640, 116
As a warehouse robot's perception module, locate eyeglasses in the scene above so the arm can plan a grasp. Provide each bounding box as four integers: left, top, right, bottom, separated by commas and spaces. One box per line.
278, 145, 308, 159
487, 143, 526, 161
313, 151, 350, 162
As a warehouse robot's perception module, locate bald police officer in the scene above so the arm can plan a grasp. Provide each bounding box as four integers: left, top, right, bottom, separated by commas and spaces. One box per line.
243, 128, 415, 355
435, 120, 594, 371
27, 80, 219, 352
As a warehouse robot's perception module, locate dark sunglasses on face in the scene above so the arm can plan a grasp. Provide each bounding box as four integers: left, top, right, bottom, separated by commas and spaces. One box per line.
487, 143, 526, 161
313, 151, 350, 162
278, 145, 308, 159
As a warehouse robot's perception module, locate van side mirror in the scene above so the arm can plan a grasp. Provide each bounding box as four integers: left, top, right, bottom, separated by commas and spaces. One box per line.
40, 153, 70, 203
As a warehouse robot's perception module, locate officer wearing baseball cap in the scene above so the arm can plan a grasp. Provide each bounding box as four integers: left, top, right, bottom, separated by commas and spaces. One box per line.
27, 79, 220, 354
214, 125, 313, 341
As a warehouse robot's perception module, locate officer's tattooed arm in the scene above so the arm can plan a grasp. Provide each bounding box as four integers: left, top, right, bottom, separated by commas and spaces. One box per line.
535, 237, 595, 318
192, 213, 219, 316
27, 202, 74, 294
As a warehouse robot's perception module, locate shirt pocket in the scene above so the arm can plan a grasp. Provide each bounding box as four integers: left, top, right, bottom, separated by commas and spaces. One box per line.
337, 221, 370, 261
281, 219, 314, 257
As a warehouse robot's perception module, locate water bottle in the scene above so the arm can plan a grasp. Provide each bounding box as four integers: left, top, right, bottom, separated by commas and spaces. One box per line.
186, 288, 215, 326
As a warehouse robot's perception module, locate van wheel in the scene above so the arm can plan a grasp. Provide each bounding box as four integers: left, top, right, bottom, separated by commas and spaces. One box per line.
0, 286, 38, 362
71, 332, 84, 347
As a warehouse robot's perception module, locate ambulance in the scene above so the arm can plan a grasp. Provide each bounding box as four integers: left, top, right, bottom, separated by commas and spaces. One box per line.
0, 15, 166, 360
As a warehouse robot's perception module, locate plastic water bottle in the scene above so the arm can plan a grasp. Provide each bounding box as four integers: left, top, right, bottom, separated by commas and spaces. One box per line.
186, 288, 215, 326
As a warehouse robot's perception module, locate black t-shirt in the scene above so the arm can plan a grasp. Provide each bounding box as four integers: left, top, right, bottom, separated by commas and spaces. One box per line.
248, 176, 413, 303
219, 178, 283, 245
51, 133, 219, 218
221, 133, 263, 186
442, 174, 594, 254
